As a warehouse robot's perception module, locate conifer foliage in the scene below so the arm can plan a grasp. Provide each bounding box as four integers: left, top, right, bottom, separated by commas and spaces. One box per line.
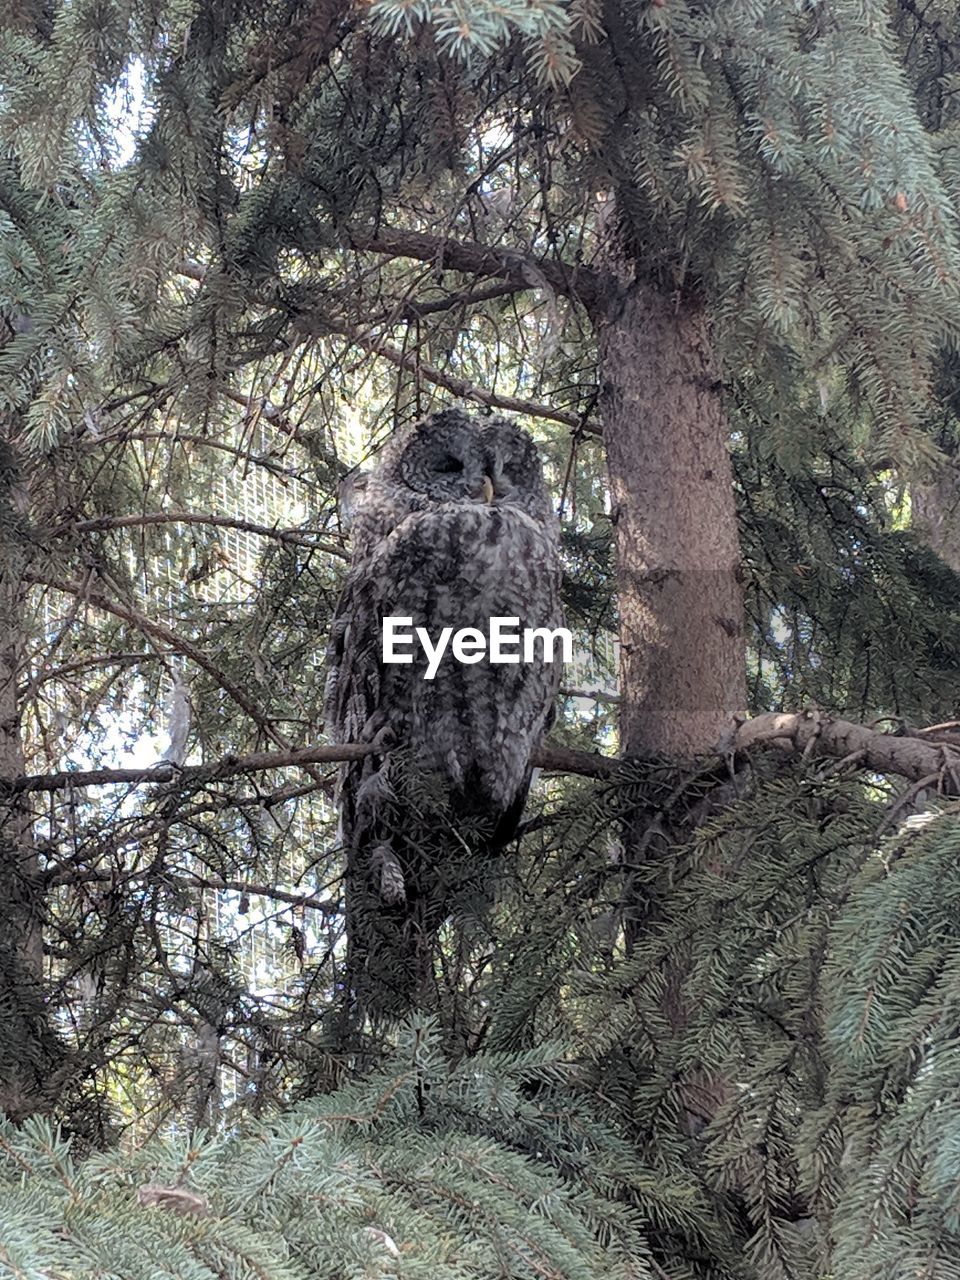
2, 1, 960, 1278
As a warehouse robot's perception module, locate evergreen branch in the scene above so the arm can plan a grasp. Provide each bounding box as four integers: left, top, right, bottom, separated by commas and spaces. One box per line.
174, 262, 601, 434
24, 573, 292, 750
345, 224, 603, 309
0, 741, 617, 795
63, 511, 347, 557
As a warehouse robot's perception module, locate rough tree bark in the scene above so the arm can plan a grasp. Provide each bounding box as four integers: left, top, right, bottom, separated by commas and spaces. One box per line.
595, 278, 747, 760
589, 246, 747, 1135
912, 460, 960, 573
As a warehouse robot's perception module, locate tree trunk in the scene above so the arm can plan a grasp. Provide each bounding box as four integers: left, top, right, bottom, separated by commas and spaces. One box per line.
594, 270, 746, 1127
912, 461, 960, 574
0, 552, 55, 1119
597, 280, 746, 760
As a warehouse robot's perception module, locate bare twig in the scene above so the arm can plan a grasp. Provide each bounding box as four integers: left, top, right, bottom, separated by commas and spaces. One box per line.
324, 323, 600, 435
64, 510, 347, 557
25, 573, 292, 749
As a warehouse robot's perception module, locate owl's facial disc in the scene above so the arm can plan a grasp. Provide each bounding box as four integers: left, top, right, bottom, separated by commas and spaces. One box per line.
399, 422, 489, 503
393, 412, 548, 520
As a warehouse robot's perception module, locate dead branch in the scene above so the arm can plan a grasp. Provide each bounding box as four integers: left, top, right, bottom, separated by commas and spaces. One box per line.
731, 711, 960, 790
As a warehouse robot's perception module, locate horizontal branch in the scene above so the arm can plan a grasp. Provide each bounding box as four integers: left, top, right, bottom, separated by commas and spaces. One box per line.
9, 710, 953, 801
398, 281, 528, 320
65, 510, 347, 558
537, 743, 618, 778
346, 224, 602, 310
731, 711, 960, 790
2, 740, 617, 797
559, 685, 620, 705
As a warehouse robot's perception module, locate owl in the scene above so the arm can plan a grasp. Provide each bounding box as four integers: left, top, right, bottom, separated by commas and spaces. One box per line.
325, 409, 563, 1017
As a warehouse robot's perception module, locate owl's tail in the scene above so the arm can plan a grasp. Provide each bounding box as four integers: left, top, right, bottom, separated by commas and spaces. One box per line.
342, 812, 512, 1023
336, 756, 532, 1024
343, 847, 465, 1020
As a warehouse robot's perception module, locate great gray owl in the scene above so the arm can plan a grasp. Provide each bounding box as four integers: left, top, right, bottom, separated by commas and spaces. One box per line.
325, 409, 563, 1016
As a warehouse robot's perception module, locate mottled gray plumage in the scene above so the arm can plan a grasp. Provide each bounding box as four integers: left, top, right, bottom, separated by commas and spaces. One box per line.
325, 409, 563, 1015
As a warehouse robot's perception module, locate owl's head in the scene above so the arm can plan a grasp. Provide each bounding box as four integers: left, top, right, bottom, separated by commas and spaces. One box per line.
398, 409, 552, 515
343, 410, 556, 536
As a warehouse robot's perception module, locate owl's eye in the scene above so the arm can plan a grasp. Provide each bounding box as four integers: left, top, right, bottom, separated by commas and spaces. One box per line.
434, 455, 463, 475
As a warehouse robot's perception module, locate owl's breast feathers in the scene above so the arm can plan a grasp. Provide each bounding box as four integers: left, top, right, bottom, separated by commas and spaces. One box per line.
326, 498, 563, 825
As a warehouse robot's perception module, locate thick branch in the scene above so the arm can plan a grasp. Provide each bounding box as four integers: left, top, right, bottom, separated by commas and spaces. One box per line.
731, 711, 960, 789
398, 281, 529, 320
7, 713, 959, 798
537, 743, 618, 778
346, 225, 602, 309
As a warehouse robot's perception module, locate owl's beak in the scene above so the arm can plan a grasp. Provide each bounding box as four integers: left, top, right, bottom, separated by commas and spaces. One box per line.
480, 474, 495, 504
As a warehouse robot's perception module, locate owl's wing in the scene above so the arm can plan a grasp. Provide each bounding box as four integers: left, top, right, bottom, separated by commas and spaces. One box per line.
326, 563, 392, 743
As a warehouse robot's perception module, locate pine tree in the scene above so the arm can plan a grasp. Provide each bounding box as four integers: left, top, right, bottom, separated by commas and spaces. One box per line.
3, 2, 960, 1277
